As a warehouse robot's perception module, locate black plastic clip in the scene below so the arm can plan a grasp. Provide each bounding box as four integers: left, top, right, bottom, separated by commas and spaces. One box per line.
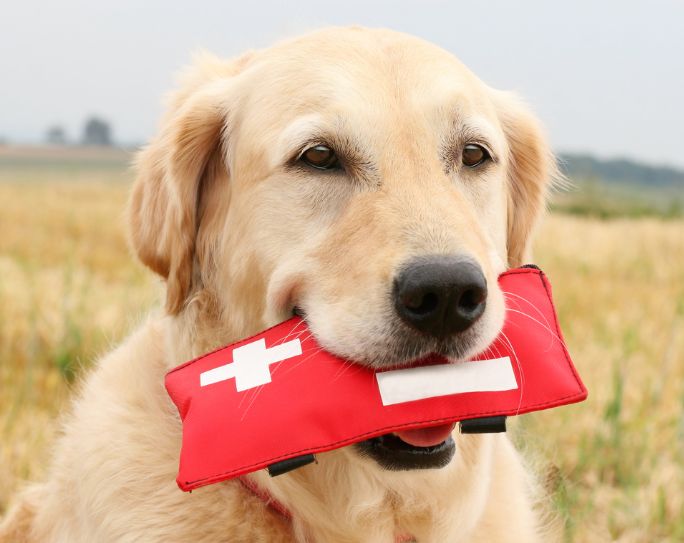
267, 454, 316, 477
459, 416, 507, 434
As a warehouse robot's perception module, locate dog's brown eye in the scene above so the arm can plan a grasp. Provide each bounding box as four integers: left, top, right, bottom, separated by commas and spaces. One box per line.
462, 144, 490, 168
300, 145, 340, 170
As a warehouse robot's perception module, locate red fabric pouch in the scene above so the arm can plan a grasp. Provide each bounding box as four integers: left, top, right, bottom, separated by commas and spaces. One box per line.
165, 266, 586, 491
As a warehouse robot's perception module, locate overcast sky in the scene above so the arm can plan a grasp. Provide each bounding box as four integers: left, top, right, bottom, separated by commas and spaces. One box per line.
2, 0, 683, 167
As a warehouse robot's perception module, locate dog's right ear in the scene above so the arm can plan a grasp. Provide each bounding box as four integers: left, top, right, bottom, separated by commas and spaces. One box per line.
491, 91, 558, 268
128, 55, 247, 314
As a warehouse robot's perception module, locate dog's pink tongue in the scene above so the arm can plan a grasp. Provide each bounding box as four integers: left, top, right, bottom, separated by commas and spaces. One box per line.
394, 423, 456, 447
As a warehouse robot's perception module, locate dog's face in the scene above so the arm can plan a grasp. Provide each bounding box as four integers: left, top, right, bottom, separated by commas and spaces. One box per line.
130, 28, 553, 471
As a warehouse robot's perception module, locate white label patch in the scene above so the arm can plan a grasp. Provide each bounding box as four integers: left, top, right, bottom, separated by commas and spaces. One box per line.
376, 357, 518, 406
199, 338, 302, 391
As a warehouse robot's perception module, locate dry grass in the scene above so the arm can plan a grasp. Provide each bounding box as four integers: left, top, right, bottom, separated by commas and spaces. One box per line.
0, 154, 160, 509
522, 215, 684, 542
1, 150, 683, 541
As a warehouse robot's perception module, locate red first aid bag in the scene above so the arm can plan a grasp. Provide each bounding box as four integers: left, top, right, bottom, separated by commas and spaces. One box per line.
165, 266, 586, 491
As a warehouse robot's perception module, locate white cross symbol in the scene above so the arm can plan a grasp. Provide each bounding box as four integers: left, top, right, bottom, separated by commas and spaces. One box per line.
199, 338, 302, 391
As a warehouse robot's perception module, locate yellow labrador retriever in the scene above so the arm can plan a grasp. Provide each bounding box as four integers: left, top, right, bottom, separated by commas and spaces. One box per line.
1, 27, 557, 542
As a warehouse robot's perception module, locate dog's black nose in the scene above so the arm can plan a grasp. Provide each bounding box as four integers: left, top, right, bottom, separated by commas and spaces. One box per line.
393, 256, 487, 338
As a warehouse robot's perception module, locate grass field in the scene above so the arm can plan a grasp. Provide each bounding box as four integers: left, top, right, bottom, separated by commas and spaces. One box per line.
1, 147, 683, 541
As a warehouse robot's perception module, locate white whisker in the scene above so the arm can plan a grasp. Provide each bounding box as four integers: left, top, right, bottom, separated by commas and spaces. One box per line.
275, 318, 307, 345
499, 331, 525, 415
501, 290, 553, 331
504, 308, 565, 350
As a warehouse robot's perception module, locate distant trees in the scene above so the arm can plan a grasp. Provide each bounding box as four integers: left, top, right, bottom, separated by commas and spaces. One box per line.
82, 117, 112, 146
560, 153, 684, 189
42, 117, 114, 146
46, 125, 67, 145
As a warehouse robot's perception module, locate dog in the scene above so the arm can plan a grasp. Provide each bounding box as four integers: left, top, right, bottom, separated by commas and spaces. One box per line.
1, 27, 557, 542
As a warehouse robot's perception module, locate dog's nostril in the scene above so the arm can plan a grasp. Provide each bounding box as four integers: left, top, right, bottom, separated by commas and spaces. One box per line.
457, 287, 486, 314
402, 291, 439, 315
393, 256, 487, 338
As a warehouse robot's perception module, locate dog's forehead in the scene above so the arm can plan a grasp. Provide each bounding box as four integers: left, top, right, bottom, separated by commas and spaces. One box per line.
244, 28, 487, 111
237, 29, 500, 149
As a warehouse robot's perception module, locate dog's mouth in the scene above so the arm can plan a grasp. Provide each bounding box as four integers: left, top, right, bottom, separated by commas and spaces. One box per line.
355, 423, 457, 470
291, 307, 463, 470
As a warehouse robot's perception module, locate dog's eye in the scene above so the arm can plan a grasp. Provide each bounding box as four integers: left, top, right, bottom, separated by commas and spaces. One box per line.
300, 145, 340, 170
462, 144, 490, 168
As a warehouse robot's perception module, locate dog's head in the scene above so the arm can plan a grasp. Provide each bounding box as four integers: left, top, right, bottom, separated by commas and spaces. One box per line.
130, 27, 555, 471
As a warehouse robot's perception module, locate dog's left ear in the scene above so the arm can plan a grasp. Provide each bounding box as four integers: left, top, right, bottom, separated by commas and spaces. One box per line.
492, 92, 558, 267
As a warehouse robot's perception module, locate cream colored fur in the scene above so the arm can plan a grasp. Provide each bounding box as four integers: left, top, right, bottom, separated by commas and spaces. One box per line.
1, 27, 556, 542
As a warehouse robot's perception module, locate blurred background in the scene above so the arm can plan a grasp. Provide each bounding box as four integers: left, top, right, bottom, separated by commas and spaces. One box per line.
1, 1, 682, 541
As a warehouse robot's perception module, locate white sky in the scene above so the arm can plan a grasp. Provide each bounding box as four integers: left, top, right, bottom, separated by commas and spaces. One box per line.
2, 0, 683, 167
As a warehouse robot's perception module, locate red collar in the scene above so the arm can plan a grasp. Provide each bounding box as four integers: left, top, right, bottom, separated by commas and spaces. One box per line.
237, 476, 415, 543
238, 476, 291, 520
